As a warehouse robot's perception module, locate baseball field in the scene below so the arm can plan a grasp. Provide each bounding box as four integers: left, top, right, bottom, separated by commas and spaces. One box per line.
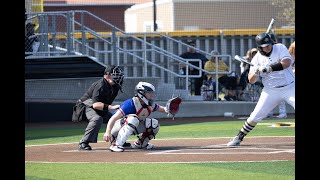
25, 115, 295, 179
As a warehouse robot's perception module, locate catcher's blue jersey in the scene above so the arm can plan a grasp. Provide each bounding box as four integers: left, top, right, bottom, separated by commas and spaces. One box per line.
113, 97, 159, 120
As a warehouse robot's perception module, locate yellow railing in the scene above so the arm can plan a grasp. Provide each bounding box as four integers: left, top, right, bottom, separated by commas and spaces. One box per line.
47, 28, 295, 40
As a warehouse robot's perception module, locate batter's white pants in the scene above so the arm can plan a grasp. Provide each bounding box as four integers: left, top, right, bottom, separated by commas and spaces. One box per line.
248, 82, 295, 123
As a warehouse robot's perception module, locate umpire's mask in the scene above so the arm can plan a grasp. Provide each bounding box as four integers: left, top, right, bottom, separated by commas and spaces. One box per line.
105, 65, 124, 91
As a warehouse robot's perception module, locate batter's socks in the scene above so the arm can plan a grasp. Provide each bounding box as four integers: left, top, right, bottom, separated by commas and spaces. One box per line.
239, 120, 256, 140
237, 131, 246, 141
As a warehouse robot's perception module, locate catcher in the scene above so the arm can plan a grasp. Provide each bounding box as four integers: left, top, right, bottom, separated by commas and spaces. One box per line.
103, 81, 182, 152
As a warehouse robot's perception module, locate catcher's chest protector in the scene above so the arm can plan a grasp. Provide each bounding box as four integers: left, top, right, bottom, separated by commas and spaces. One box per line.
132, 97, 154, 120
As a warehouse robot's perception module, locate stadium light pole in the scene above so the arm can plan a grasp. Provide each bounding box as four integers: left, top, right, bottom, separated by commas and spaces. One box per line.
153, 0, 157, 31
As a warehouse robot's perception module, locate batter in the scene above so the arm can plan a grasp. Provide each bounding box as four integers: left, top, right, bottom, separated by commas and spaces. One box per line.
227, 32, 295, 146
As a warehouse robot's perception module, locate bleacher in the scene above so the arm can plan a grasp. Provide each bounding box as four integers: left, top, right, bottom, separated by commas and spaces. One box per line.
25, 11, 295, 122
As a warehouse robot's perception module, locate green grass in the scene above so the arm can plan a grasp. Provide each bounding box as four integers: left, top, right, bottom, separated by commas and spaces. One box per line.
25, 118, 295, 179
26, 161, 294, 180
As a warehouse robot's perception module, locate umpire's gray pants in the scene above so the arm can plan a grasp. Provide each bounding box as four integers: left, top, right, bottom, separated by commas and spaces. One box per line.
80, 107, 112, 143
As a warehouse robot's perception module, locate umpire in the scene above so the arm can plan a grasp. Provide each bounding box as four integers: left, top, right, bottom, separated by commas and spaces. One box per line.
78, 65, 124, 150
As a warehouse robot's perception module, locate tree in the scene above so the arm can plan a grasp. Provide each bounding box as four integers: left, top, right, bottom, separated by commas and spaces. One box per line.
270, 0, 295, 26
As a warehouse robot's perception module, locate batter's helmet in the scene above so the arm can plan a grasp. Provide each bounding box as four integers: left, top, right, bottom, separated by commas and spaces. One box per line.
255, 32, 273, 47
269, 33, 278, 44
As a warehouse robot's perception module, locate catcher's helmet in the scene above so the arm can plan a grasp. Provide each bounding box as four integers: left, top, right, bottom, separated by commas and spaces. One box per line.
135, 82, 155, 106
255, 32, 273, 47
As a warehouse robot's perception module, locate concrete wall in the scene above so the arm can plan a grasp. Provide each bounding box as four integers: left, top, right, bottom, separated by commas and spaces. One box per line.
125, 1, 174, 32
174, 1, 283, 30
25, 101, 295, 122
125, 0, 287, 32
25, 77, 162, 102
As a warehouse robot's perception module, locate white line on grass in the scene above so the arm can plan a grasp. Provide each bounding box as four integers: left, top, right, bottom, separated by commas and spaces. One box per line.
25, 160, 293, 164
25, 136, 295, 147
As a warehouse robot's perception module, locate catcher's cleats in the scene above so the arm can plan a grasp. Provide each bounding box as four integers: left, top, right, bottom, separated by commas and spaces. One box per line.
131, 141, 154, 150
123, 142, 131, 147
110, 135, 131, 147
109, 145, 124, 152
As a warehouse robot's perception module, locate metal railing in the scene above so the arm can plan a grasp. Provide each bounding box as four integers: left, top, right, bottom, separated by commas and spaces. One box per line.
25, 10, 234, 100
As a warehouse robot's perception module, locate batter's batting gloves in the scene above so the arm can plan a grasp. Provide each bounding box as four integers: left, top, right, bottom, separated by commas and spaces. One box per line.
259, 65, 272, 73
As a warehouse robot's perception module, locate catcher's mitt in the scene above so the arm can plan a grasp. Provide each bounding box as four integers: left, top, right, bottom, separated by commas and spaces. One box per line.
166, 96, 182, 119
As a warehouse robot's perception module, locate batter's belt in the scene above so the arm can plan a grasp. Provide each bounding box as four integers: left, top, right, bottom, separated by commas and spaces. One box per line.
274, 81, 294, 88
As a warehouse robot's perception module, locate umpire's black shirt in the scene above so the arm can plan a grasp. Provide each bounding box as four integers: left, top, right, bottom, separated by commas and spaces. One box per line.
80, 78, 121, 116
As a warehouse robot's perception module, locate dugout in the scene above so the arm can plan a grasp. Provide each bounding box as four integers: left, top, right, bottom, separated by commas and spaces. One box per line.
25, 55, 163, 122
25, 55, 102, 122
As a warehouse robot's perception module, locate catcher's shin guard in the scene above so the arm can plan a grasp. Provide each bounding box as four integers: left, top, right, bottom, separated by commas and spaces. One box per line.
115, 115, 139, 146
110, 118, 126, 143
133, 118, 160, 148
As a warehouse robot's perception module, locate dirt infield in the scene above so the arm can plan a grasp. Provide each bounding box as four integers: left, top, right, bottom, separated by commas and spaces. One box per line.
25, 115, 295, 163
25, 136, 294, 163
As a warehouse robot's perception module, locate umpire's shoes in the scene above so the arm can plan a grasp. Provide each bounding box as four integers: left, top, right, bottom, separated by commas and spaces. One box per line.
79, 142, 92, 150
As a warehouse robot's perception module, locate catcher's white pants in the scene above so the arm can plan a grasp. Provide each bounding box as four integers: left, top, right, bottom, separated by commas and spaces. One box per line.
111, 116, 159, 146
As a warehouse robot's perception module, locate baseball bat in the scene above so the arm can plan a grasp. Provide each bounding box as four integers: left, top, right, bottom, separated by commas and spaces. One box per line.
234, 55, 254, 66
266, 18, 275, 33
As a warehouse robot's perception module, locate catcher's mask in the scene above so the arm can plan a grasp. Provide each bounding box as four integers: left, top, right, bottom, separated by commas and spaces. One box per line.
135, 82, 155, 106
